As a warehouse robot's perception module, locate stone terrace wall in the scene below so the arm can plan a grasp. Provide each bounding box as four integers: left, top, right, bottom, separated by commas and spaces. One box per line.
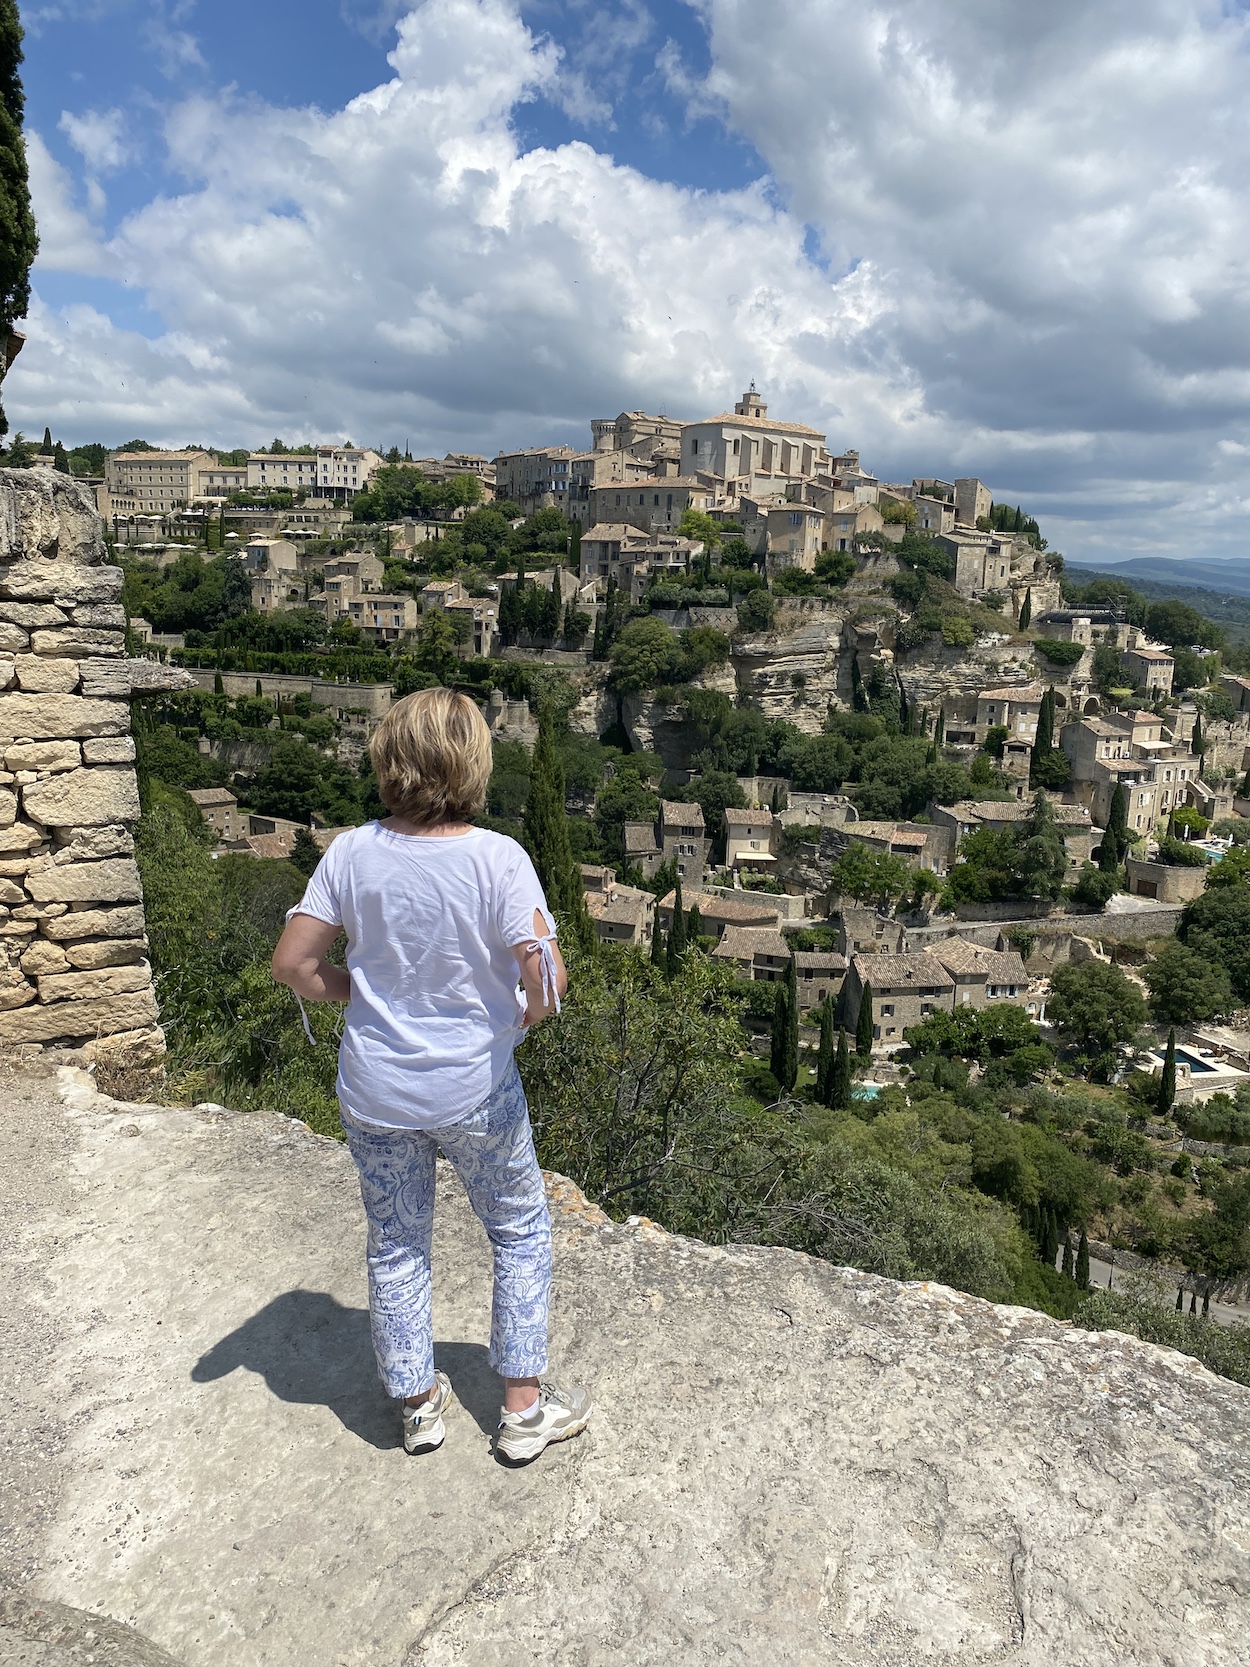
0, 471, 188, 1065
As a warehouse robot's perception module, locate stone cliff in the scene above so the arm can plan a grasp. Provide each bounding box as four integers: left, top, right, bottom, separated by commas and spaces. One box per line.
2, 1059, 1248, 1667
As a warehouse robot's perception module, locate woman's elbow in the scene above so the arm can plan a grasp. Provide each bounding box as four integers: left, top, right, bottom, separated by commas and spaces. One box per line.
271, 944, 299, 988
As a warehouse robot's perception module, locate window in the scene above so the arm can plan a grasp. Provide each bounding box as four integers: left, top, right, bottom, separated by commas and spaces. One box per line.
880, 1004, 895, 1017
789, 512, 802, 526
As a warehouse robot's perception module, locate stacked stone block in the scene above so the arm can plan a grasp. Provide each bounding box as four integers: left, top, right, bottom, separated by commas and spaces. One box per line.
0, 470, 185, 1063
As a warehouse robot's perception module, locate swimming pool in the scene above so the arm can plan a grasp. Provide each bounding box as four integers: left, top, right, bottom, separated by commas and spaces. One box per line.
854, 1083, 882, 1100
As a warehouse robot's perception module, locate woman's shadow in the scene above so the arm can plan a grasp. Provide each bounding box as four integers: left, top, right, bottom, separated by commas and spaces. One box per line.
191, 1291, 499, 1449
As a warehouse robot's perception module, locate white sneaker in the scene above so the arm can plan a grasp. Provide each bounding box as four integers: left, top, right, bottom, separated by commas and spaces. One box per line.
496, 1381, 592, 1463
402, 1369, 455, 1454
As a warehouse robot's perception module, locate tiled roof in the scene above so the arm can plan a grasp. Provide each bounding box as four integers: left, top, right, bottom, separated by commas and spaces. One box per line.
725, 808, 774, 827
712, 925, 791, 961
851, 952, 953, 989
692, 413, 826, 438
187, 788, 236, 806
660, 890, 781, 926
978, 686, 1044, 703
623, 823, 660, 854
930, 939, 1028, 982
793, 951, 847, 971
661, 800, 705, 828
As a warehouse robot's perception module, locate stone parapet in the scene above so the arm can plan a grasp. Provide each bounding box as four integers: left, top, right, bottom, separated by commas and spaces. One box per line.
0, 470, 191, 1066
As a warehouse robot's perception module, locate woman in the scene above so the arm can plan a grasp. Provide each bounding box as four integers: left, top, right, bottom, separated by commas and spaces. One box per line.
272, 686, 590, 1462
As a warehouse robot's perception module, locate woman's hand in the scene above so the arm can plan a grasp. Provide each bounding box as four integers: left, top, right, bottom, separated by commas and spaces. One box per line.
272, 913, 351, 1004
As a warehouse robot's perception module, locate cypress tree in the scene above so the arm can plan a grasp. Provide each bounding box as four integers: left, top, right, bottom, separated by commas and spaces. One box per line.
1076, 1229, 1091, 1291
213, 670, 224, 696
856, 979, 874, 1059
935, 706, 945, 748
1061, 1235, 1075, 1279
39, 424, 50, 452
779, 957, 799, 1093
687, 902, 702, 945
0, 0, 37, 438
524, 706, 594, 953
815, 999, 834, 1103
52, 440, 68, 473
851, 656, 868, 712
1030, 687, 1055, 783
830, 1027, 852, 1110
769, 978, 788, 1087
650, 905, 665, 968
1042, 1210, 1060, 1269
1107, 780, 1128, 863
1190, 1290, 1198, 1316
1202, 1289, 1210, 1319
1158, 1028, 1177, 1118
1176, 1286, 1185, 1312
669, 875, 686, 955
255, 678, 263, 698
1017, 588, 1032, 631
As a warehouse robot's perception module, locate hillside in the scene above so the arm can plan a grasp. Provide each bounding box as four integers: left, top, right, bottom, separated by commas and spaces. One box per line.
1066, 563, 1250, 642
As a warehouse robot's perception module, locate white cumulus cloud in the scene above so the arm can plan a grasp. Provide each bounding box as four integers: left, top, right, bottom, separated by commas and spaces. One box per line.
12, 0, 1250, 564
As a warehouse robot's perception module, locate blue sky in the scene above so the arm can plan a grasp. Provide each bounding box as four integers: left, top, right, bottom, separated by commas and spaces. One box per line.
13, 0, 1250, 567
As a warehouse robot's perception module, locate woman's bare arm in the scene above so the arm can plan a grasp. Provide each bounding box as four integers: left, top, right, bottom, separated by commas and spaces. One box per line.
511, 907, 568, 1029
272, 913, 351, 1003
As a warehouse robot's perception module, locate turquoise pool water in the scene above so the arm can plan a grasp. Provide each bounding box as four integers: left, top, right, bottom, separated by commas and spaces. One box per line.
854, 1084, 882, 1100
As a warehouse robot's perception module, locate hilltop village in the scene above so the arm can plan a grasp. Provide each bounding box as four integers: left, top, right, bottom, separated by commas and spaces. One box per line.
25, 393, 1250, 1322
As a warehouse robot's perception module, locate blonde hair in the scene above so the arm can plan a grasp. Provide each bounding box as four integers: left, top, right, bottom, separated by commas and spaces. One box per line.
368, 686, 492, 826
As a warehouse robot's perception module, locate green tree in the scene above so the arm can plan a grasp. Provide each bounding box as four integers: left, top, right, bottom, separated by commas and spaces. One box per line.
828, 839, 912, 909
676, 507, 722, 552
1076, 1229, 1091, 1291
289, 826, 322, 879
1158, 1027, 1177, 1118
687, 902, 703, 944
1180, 881, 1250, 1002
523, 707, 591, 950
829, 1027, 853, 1110
856, 980, 874, 1058
1099, 781, 1128, 870
1145, 941, 1233, 1026
934, 706, 945, 748
1048, 960, 1148, 1075
1016, 790, 1069, 901
666, 875, 687, 975
815, 999, 835, 1102
650, 906, 665, 968
1017, 589, 1032, 630
608, 616, 682, 693
0, 0, 36, 438
769, 958, 798, 1093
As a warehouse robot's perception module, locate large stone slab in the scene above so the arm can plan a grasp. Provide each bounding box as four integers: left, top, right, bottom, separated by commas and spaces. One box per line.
5, 1072, 1248, 1667
0, 985, 155, 1039
24, 857, 143, 903
40, 904, 147, 940
35, 961, 151, 1002
23, 767, 141, 829
0, 470, 104, 566
13, 654, 80, 693
0, 562, 123, 605
0, 693, 127, 739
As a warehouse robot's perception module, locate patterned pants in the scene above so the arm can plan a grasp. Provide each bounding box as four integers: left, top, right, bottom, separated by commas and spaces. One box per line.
340, 1063, 551, 1397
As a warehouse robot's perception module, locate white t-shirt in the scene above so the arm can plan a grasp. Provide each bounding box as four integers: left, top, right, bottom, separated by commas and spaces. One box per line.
292, 821, 555, 1131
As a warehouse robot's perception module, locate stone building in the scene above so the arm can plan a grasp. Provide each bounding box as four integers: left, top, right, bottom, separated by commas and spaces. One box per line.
724, 807, 777, 872
842, 951, 956, 1049
186, 787, 244, 842
928, 939, 1029, 1009
0, 470, 188, 1065
1122, 646, 1175, 697
622, 801, 710, 888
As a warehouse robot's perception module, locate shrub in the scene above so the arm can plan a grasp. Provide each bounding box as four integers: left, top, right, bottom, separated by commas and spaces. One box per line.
1033, 638, 1087, 667
1156, 836, 1207, 868
1070, 864, 1119, 910
736, 589, 776, 633
1073, 1292, 1250, 1389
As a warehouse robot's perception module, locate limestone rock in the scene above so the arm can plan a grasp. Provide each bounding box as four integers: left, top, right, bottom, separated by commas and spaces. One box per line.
23, 767, 140, 829
0, 692, 127, 739
0, 561, 122, 604
30, 627, 125, 658
0, 601, 69, 627
13, 653, 80, 693
64, 937, 147, 969
24, 857, 143, 904
20, 940, 68, 975
36, 961, 151, 1002
0, 621, 28, 652
69, 603, 127, 628
0, 875, 24, 904
8, 1079, 1249, 1667
0, 966, 33, 1008
40, 903, 146, 941
5, 740, 80, 772
0, 786, 16, 826
52, 824, 135, 861
0, 470, 104, 565
78, 657, 196, 697
0, 821, 47, 853
81, 1023, 166, 1068
0, 985, 155, 1040
80, 736, 135, 764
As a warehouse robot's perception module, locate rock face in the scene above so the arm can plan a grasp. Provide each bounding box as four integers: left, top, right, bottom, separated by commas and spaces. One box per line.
5, 1063, 1248, 1667
0, 471, 189, 1066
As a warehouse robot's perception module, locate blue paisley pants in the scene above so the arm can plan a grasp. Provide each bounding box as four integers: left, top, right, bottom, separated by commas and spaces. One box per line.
340, 1063, 551, 1397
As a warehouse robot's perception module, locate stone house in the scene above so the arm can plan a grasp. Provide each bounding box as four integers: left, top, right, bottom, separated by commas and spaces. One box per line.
724, 807, 778, 872
837, 821, 942, 873
822, 502, 884, 551
974, 685, 1043, 747
764, 505, 824, 572
582, 867, 655, 948
928, 939, 1029, 1009
836, 908, 906, 958
1124, 857, 1208, 903
712, 925, 792, 982
929, 799, 1099, 874
680, 387, 830, 497
623, 801, 710, 888
492, 445, 578, 516
1219, 674, 1250, 716
842, 952, 957, 1050
656, 889, 781, 940
578, 524, 701, 600
586, 478, 718, 535
1122, 646, 1175, 697
793, 951, 847, 1013
954, 478, 991, 526
186, 787, 243, 842
343, 592, 418, 644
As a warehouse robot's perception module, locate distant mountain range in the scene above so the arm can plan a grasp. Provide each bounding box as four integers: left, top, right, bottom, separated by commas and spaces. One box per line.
1067, 555, 1250, 599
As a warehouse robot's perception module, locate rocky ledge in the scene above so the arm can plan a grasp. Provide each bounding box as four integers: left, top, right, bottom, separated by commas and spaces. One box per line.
2, 1060, 1248, 1667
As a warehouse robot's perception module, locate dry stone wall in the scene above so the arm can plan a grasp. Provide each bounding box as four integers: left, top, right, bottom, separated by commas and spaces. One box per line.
0, 471, 189, 1065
